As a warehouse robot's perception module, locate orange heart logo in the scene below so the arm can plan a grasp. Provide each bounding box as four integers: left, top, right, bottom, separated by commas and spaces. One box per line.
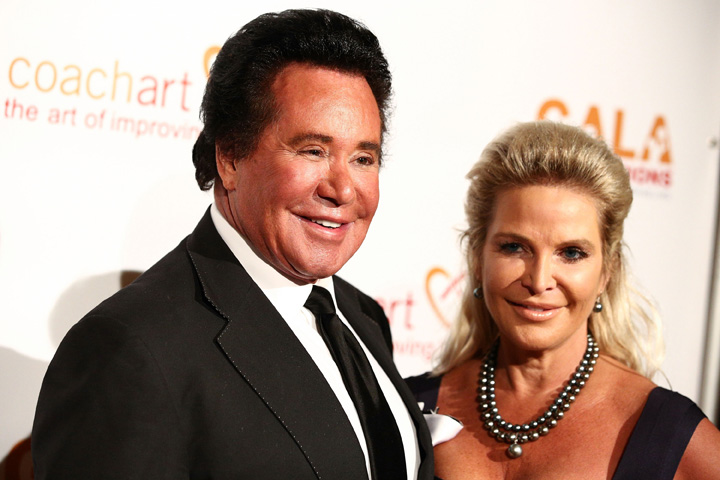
425, 267, 465, 328
203, 46, 221, 77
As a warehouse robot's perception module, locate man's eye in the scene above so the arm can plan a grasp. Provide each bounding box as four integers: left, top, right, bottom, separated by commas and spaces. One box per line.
355, 155, 376, 166
300, 148, 325, 157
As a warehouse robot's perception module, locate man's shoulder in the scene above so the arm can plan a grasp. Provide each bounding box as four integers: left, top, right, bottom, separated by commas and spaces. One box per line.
57, 233, 231, 370
80, 236, 200, 329
112, 238, 192, 298
333, 275, 392, 350
333, 275, 367, 298
333, 275, 384, 317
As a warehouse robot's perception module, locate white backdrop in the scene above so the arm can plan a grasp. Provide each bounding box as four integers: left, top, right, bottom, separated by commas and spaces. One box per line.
1, 0, 719, 474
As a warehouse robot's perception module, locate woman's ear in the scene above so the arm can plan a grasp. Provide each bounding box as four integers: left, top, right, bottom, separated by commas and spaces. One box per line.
599, 251, 619, 297
473, 249, 484, 284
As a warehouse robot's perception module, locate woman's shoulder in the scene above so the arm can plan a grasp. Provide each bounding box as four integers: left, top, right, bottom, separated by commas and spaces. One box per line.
676, 417, 720, 479
594, 356, 706, 421
599, 356, 720, 480
594, 354, 656, 406
613, 385, 719, 480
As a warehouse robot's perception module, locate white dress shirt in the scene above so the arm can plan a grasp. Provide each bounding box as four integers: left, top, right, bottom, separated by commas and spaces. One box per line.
210, 204, 419, 480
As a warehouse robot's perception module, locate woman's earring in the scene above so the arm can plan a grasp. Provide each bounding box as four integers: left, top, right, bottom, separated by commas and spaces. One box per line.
593, 297, 603, 313
473, 287, 483, 300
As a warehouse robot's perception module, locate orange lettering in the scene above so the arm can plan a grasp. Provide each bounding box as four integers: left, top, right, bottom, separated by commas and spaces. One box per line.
35, 61, 57, 92
641, 116, 672, 163
537, 99, 568, 120
112, 61, 132, 103
613, 110, 635, 159
8, 57, 30, 89
60, 65, 81, 96
86, 68, 107, 99
582, 106, 603, 139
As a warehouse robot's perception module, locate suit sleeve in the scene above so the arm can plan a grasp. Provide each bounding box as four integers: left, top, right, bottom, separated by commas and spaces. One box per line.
32, 315, 187, 479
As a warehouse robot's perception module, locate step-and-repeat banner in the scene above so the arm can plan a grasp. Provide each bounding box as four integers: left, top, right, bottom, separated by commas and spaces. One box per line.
1, 0, 719, 476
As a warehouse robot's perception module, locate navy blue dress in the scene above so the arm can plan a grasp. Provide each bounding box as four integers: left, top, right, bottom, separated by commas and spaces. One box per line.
405, 373, 705, 480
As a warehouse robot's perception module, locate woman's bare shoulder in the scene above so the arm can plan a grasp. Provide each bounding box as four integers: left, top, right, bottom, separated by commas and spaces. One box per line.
592, 355, 656, 408
598, 355, 720, 479
674, 418, 720, 479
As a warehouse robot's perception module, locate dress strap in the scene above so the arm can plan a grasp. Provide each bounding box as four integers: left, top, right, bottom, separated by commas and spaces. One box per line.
404, 372, 443, 412
613, 386, 706, 480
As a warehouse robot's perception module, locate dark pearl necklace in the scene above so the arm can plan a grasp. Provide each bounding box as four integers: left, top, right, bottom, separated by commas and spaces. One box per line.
477, 333, 599, 459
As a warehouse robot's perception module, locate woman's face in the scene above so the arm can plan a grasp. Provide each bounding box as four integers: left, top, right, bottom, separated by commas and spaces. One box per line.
479, 185, 608, 354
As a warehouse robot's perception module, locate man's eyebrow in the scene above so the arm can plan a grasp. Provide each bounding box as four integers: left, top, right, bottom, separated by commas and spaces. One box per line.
358, 141, 381, 154
287, 133, 333, 146
287, 134, 381, 154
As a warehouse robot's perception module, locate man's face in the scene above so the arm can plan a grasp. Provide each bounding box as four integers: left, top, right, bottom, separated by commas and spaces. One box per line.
218, 63, 382, 284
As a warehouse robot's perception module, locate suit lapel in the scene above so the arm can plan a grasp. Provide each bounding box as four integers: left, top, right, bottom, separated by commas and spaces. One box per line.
334, 278, 434, 478
185, 210, 367, 479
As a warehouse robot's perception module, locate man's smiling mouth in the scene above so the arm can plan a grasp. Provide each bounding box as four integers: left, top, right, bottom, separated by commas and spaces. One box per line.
310, 218, 342, 229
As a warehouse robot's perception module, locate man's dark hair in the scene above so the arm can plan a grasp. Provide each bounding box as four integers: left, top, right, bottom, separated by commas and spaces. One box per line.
192, 8, 393, 190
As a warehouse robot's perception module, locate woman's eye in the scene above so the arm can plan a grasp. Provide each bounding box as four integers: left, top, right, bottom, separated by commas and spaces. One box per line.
499, 242, 523, 254
561, 247, 588, 262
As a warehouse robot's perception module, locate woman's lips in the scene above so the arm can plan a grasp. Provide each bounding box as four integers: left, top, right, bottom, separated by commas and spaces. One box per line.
508, 300, 562, 321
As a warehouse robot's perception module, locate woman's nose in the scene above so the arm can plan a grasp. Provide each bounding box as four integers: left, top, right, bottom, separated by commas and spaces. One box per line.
522, 255, 557, 295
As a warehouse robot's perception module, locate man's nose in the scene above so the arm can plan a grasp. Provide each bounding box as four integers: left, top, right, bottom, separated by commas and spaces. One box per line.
318, 158, 356, 206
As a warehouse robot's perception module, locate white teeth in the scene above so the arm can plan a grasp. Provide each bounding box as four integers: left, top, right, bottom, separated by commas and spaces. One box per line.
311, 219, 342, 229
527, 306, 545, 311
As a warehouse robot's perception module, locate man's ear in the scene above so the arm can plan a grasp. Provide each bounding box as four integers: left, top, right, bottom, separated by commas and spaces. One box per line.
215, 144, 238, 191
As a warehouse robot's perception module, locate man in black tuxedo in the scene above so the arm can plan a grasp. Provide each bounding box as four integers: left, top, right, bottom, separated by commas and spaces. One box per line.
32, 9, 433, 480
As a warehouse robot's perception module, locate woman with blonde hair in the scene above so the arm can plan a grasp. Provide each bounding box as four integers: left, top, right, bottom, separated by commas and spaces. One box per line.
407, 121, 720, 479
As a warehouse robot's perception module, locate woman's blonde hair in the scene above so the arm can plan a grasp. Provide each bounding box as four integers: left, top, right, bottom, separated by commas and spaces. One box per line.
435, 121, 663, 377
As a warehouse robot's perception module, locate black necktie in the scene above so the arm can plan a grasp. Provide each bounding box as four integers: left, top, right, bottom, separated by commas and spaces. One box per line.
304, 285, 406, 480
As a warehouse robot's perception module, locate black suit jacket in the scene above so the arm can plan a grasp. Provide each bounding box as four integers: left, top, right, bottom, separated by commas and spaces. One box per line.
32, 209, 433, 479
